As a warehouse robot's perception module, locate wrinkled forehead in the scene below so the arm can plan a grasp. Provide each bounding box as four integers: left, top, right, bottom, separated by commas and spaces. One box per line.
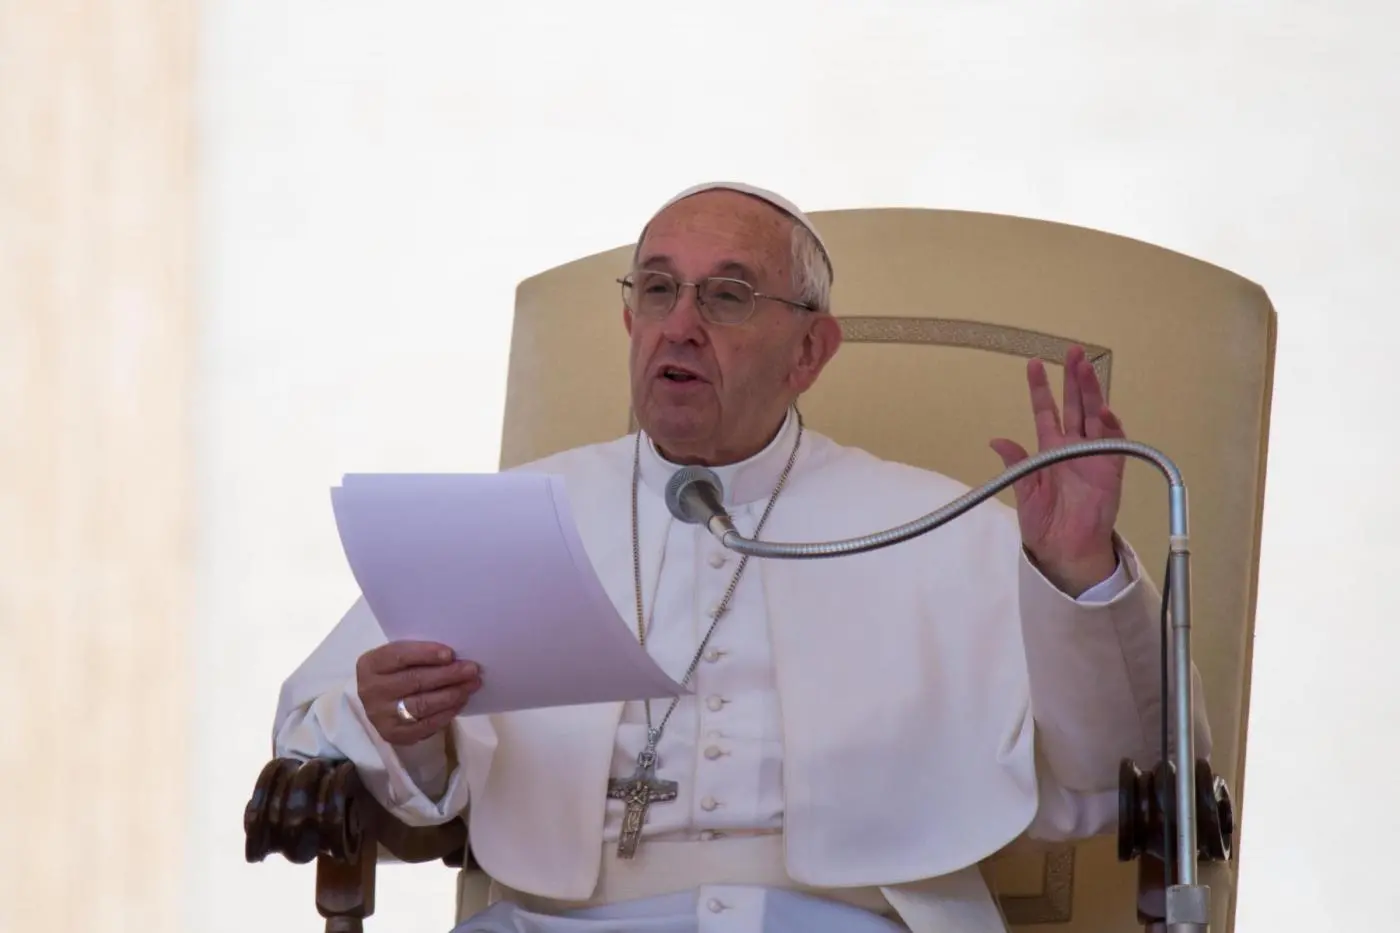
635, 182, 834, 281
638, 190, 792, 269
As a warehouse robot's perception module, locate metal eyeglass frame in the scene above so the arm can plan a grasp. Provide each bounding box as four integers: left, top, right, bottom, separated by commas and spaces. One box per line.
617, 270, 816, 326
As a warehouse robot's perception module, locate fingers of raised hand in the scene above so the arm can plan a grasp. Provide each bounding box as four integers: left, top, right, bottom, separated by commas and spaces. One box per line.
1062, 347, 1086, 438
1076, 357, 1106, 423
1026, 358, 1063, 444
1087, 405, 1127, 444
1070, 358, 1125, 443
1047, 348, 1124, 444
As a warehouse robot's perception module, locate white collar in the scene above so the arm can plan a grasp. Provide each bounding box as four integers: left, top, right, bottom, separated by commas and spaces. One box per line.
638, 408, 803, 508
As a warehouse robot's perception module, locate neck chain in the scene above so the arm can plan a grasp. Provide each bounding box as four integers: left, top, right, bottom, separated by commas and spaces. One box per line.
606, 411, 803, 858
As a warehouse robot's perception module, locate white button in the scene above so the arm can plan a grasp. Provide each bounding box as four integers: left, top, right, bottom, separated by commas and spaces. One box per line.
706, 730, 722, 739
700, 796, 718, 811
707, 897, 725, 912
703, 649, 724, 662
704, 745, 723, 760
708, 552, 727, 568
705, 695, 725, 712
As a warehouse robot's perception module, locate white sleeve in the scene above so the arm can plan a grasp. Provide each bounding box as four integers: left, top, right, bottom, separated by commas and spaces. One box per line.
1021, 750, 1118, 841
1018, 535, 1212, 840
272, 596, 471, 826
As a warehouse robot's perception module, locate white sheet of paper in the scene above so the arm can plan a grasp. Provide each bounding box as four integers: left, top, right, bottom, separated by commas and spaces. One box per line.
330, 472, 687, 715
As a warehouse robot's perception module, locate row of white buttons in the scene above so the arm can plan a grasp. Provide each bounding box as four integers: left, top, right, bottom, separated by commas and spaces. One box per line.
699, 569, 729, 839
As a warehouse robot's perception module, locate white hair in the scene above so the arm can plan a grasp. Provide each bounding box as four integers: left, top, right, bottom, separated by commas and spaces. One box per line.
790, 222, 832, 313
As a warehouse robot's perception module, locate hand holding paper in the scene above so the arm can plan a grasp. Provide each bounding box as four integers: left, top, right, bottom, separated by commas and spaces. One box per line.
356, 639, 482, 745
330, 472, 687, 716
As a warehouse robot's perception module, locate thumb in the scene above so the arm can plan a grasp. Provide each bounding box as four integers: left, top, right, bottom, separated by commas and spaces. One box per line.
989, 438, 1029, 469
989, 438, 1037, 503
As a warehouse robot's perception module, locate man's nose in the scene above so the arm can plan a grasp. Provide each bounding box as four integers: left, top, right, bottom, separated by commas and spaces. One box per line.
659, 285, 708, 342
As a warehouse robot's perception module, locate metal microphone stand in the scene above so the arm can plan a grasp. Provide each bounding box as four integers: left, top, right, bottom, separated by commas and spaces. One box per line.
666, 439, 1218, 932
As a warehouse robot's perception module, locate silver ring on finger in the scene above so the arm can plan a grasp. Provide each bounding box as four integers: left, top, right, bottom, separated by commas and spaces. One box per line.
395, 698, 418, 724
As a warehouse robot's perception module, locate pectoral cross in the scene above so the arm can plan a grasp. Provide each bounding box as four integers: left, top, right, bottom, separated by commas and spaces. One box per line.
606, 750, 678, 859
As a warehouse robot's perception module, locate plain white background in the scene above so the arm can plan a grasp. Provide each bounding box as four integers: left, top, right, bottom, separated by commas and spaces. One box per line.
191, 3, 1400, 930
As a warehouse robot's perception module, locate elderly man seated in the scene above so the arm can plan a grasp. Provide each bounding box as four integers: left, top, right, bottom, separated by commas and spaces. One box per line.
272, 181, 1210, 933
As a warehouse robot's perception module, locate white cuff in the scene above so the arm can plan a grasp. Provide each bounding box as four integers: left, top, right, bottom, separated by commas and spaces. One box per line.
1075, 552, 1130, 604
275, 675, 470, 826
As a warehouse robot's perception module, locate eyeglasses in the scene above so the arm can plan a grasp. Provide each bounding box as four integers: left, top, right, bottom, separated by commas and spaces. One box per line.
618, 270, 816, 326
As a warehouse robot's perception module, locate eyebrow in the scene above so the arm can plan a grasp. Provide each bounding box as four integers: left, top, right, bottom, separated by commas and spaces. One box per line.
638, 254, 765, 283
715, 261, 762, 283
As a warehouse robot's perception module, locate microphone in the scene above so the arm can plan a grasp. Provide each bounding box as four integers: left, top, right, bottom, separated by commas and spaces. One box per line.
664, 466, 738, 541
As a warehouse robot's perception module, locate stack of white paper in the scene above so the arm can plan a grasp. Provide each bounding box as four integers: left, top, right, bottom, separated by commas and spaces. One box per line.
331, 473, 687, 715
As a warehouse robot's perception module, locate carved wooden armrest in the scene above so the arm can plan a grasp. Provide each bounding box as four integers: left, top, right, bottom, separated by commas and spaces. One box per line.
244, 757, 474, 933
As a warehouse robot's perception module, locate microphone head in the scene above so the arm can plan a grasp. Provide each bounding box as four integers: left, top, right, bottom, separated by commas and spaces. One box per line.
664, 466, 724, 524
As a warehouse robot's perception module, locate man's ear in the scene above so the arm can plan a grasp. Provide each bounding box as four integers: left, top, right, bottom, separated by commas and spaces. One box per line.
791, 313, 843, 393
623, 304, 634, 336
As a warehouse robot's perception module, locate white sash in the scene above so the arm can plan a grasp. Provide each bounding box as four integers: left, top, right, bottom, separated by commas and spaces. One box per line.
457, 835, 1010, 933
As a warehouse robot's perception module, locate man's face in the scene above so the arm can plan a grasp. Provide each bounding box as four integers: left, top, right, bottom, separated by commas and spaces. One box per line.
624, 190, 839, 465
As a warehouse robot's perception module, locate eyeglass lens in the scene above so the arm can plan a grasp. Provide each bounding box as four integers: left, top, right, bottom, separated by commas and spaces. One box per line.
624, 271, 754, 323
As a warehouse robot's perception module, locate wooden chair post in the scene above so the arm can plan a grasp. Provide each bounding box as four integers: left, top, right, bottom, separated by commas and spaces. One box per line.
316, 852, 376, 933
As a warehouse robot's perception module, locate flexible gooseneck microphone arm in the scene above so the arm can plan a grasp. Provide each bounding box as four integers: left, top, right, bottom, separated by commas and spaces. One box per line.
663, 439, 1210, 932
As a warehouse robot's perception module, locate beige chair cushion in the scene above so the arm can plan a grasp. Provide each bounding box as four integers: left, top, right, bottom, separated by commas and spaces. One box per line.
501, 207, 1276, 932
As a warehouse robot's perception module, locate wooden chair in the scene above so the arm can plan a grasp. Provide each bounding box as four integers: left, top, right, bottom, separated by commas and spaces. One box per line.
245, 207, 1276, 932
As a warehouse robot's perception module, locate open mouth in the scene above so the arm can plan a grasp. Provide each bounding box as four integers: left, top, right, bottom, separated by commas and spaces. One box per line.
658, 366, 704, 384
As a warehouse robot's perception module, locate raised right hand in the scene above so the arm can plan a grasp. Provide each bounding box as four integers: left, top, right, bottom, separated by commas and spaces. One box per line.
356, 641, 482, 746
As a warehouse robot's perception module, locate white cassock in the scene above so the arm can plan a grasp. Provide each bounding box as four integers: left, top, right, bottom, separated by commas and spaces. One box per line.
273, 407, 1212, 933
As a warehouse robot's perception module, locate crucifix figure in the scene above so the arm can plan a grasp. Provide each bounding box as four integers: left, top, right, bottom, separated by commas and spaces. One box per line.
606, 750, 678, 858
